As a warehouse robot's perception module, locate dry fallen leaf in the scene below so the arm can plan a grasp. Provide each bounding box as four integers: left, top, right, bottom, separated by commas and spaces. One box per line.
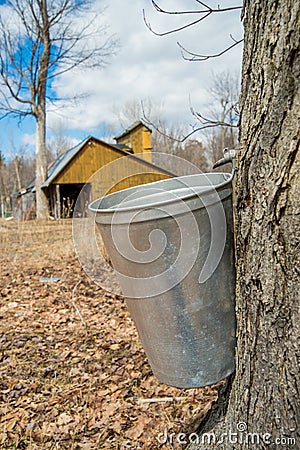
125, 416, 152, 440
57, 412, 73, 426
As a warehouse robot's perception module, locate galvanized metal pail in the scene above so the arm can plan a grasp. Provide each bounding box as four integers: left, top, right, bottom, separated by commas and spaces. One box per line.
89, 171, 236, 388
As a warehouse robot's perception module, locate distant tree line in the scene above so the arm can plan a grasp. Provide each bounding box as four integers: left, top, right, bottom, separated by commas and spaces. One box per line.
0, 151, 35, 217
0, 143, 56, 218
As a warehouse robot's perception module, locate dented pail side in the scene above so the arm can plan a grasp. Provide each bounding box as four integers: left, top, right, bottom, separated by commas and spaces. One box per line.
89, 173, 236, 388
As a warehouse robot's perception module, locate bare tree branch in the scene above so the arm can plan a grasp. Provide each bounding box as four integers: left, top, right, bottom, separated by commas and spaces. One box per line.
151, 0, 209, 15
177, 38, 244, 61
142, 111, 237, 144
229, 33, 240, 43
141, 69, 239, 150
144, 1, 243, 63
142, 1, 241, 160
151, 0, 242, 15
143, 1, 242, 36
143, 9, 211, 37
190, 108, 239, 129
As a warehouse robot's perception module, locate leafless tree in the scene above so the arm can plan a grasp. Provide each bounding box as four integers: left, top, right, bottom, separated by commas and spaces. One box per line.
0, 151, 8, 217
0, 148, 35, 217
0, 0, 118, 219
151, 121, 210, 173
146, 2, 299, 449
199, 70, 240, 164
138, 70, 239, 172
113, 98, 163, 131
47, 119, 76, 158
114, 98, 210, 173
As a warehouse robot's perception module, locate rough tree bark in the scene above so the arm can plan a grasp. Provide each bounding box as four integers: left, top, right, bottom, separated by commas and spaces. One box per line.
189, 1, 299, 449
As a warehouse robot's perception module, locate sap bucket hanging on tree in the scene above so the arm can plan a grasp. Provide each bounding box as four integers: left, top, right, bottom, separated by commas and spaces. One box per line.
89, 149, 237, 388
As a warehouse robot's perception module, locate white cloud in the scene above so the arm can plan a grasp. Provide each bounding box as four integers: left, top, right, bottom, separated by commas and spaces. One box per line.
22, 133, 36, 147
47, 0, 244, 136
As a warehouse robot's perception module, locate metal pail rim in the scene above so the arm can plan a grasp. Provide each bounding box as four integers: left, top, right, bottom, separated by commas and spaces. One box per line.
89, 172, 232, 221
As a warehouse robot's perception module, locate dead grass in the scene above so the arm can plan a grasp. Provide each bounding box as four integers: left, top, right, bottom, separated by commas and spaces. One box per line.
0, 219, 218, 449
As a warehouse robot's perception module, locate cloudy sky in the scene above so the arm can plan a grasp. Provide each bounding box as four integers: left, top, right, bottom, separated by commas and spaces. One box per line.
1, 0, 243, 158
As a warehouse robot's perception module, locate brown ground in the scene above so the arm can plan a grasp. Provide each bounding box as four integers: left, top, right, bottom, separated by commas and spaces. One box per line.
0, 219, 218, 449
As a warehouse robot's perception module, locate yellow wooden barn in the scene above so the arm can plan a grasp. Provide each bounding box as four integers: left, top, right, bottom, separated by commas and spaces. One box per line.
36, 121, 173, 218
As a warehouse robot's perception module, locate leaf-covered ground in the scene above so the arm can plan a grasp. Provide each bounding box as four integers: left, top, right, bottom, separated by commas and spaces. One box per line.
0, 220, 218, 449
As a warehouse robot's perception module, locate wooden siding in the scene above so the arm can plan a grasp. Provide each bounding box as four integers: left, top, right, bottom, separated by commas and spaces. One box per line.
53, 140, 121, 185
106, 172, 170, 195
116, 125, 152, 162
52, 139, 170, 200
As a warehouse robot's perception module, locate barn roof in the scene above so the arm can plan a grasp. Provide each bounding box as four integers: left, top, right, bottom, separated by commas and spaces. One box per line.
40, 135, 173, 189
41, 136, 92, 188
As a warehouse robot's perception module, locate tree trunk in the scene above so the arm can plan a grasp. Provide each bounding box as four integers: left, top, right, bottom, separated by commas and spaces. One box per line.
189, 1, 299, 449
34, 0, 51, 220
35, 114, 49, 220
14, 157, 22, 192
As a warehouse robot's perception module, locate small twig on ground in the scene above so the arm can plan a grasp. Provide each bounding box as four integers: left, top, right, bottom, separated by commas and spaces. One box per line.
70, 280, 88, 329
137, 396, 190, 404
